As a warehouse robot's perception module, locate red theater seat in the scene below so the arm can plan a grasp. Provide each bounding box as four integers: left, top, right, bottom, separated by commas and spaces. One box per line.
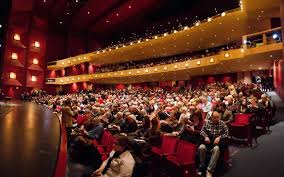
151, 135, 178, 156
165, 140, 197, 177
229, 113, 255, 147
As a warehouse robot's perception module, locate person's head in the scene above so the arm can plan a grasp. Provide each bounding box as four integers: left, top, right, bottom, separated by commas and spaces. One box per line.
151, 117, 160, 130
191, 109, 203, 122
64, 99, 71, 106
142, 116, 151, 129
116, 112, 123, 120
113, 135, 131, 153
218, 103, 226, 112
211, 111, 220, 124
261, 94, 268, 102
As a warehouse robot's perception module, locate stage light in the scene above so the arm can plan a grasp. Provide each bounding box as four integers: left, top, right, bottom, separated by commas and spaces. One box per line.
12, 53, 18, 60
10, 72, 16, 79
33, 58, 39, 64
31, 76, 37, 82
273, 34, 278, 39
14, 34, 20, 41
34, 41, 40, 48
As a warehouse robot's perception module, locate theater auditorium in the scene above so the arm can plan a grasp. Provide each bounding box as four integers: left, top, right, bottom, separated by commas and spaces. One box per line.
1, 0, 284, 177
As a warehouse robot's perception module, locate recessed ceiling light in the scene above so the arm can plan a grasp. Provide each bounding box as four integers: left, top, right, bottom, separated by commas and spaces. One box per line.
60, 21, 63, 24
43, 0, 46, 2
87, 11, 90, 14
67, 12, 69, 15
116, 13, 119, 16
76, 0, 79, 2
0, 24, 2, 28
106, 20, 109, 23
128, 5, 131, 8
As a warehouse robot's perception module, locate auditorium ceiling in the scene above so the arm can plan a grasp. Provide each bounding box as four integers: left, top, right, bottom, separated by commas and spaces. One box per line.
12, 0, 240, 46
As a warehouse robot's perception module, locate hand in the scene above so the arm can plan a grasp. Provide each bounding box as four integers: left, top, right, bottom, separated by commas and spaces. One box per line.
214, 137, 221, 145
91, 170, 102, 176
205, 137, 210, 144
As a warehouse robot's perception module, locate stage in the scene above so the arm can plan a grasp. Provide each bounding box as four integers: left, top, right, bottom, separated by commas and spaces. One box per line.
0, 101, 61, 177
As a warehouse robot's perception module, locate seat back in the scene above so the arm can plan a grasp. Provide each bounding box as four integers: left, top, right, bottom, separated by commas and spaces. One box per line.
176, 140, 196, 164
234, 114, 251, 125
105, 135, 115, 153
99, 130, 111, 145
161, 135, 178, 154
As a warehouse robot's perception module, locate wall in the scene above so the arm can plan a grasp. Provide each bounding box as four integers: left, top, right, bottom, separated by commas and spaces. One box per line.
274, 60, 284, 99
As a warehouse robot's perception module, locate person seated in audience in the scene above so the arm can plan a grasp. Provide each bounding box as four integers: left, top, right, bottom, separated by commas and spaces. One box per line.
129, 116, 151, 138
84, 135, 135, 177
198, 111, 229, 177
216, 103, 233, 124
178, 109, 203, 143
144, 117, 162, 147
74, 118, 104, 147
160, 111, 179, 133
238, 98, 249, 113
201, 96, 212, 120
179, 106, 190, 120
120, 114, 138, 134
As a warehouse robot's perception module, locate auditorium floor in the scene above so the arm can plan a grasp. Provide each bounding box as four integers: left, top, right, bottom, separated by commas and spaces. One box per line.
223, 92, 284, 177
68, 92, 284, 177
0, 101, 60, 177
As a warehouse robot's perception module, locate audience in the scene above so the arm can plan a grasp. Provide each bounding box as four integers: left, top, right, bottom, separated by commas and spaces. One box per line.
30, 81, 275, 177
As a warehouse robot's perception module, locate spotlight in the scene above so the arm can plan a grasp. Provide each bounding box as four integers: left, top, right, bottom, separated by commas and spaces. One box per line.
272, 34, 278, 39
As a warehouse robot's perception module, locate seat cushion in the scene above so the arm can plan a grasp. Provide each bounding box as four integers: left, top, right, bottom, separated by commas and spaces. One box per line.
166, 155, 180, 166
151, 147, 162, 155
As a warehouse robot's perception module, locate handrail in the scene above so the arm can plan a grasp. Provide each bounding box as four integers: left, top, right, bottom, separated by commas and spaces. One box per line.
53, 113, 67, 177
244, 27, 281, 38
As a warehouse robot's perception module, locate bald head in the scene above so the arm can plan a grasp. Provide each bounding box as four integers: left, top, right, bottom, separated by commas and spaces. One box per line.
211, 111, 220, 124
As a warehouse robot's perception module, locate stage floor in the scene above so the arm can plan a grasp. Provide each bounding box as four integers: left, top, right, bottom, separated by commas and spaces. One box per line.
0, 101, 60, 177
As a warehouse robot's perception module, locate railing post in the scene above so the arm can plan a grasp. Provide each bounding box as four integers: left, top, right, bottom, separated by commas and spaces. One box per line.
263, 33, 267, 45
242, 35, 247, 49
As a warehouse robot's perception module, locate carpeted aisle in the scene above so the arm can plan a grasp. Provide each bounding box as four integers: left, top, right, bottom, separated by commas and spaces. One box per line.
224, 92, 284, 177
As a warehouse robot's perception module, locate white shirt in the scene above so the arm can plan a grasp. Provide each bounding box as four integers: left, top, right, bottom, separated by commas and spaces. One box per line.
100, 150, 135, 177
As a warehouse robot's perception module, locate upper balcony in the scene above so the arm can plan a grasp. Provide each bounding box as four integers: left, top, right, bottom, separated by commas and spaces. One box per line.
46, 27, 283, 85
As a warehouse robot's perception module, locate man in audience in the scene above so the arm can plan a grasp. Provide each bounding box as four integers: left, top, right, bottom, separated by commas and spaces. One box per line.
216, 102, 234, 124
198, 111, 229, 177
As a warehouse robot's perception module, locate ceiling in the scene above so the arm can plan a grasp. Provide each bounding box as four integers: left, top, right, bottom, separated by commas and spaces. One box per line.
11, 0, 240, 47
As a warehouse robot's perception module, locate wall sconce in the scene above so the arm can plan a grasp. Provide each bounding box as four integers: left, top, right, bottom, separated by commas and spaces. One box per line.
34, 41, 40, 48
210, 58, 214, 63
10, 72, 16, 79
137, 71, 140, 74
174, 65, 178, 69
31, 76, 37, 82
185, 63, 189, 67
11, 53, 18, 60
154, 68, 158, 72
197, 60, 201, 65
14, 34, 20, 41
33, 58, 39, 65
224, 53, 230, 58
164, 66, 167, 70
145, 69, 149, 73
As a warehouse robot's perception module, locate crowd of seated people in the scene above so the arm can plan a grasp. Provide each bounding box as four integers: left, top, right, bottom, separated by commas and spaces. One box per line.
32, 82, 276, 177
95, 44, 240, 74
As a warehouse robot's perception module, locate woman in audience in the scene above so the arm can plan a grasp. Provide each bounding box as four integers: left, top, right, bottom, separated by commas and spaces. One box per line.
84, 135, 135, 177
144, 117, 162, 147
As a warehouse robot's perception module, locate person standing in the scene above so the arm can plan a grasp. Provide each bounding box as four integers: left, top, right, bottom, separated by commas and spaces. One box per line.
61, 98, 75, 147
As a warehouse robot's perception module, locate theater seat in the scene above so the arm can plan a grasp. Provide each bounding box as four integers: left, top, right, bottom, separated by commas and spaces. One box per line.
151, 135, 178, 157
229, 113, 255, 147
165, 140, 196, 177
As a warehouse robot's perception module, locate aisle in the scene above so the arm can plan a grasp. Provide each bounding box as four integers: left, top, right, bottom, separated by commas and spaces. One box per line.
224, 92, 284, 177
